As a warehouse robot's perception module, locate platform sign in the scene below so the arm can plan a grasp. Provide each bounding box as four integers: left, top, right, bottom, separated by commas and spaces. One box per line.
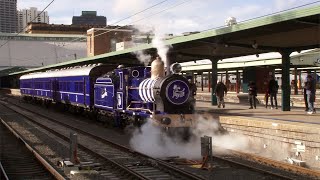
296, 144, 306, 152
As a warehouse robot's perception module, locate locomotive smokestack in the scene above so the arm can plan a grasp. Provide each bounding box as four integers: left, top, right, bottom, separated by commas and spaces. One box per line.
151, 57, 165, 79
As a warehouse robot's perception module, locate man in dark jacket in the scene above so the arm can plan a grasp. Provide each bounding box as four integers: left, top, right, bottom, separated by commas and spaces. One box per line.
248, 81, 257, 109
214, 81, 227, 108
305, 75, 316, 114
268, 76, 279, 109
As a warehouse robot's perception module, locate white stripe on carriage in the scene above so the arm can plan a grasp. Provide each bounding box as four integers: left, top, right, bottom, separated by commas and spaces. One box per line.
21, 88, 34, 90
58, 91, 85, 95
34, 89, 51, 92
94, 104, 113, 109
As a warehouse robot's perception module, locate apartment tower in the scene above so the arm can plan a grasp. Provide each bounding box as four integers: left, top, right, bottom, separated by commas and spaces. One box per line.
0, 0, 18, 33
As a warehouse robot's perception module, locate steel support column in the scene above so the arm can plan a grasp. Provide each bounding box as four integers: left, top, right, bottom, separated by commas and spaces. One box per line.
226, 70, 229, 87
208, 71, 211, 92
236, 70, 240, 93
314, 70, 317, 94
298, 70, 302, 89
294, 67, 298, 95
201, 73, 204, 91
281, 51, 291, 111
211, 60, 218, 105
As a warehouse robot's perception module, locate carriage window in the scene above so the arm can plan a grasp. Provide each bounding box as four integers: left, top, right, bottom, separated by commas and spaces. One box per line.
75, 82, 84, 92
75, 82, 79, 92
79, 82, 84, 92
67, 82, 70, 91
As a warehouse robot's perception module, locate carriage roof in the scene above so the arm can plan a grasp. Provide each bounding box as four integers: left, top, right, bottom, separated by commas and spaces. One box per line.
20, 64, 104, 80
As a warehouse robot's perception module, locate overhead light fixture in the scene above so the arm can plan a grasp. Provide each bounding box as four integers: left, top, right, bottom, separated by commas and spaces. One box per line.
224, 44, 229, 48
252, 40, 258, 49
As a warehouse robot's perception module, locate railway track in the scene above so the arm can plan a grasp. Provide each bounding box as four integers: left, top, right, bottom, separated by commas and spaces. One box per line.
1, 96, 318, 179
0, 118, 61, 180
0, 98, 206, 180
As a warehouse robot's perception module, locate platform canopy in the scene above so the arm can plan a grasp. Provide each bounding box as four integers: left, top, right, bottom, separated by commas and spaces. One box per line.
10, 5, 320, 76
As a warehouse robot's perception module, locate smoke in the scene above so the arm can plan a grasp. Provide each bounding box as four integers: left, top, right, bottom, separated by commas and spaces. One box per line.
129, 115, 249, 159
151, 33, 171, 66
133, 50, 152, 66
112, 0, 172, 66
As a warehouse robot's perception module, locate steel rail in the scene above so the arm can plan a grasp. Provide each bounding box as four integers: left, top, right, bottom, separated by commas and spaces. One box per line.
0, 118, 65, 180
212, 155, 294, 180
1, 100, 204, 180
231, 149, 320, 179
4, 97, 308, 179
0, 102, 149, 180
0, 161, 9, 180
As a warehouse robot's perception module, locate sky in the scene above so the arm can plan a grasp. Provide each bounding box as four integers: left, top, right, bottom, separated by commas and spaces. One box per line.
18, 0, 320, 35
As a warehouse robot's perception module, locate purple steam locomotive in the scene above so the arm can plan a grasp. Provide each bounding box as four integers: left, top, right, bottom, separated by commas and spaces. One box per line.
20, 58, 196, 130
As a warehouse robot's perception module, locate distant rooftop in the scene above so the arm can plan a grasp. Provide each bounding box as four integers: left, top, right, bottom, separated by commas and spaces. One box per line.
0, 32, 86, 41
81, 11, 97, 16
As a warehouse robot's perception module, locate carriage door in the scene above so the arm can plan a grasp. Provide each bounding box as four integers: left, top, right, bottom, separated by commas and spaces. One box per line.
83, 77, 86, 106
52, 79, 58, 100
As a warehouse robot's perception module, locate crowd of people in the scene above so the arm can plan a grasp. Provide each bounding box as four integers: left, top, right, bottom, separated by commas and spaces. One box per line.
212, 74, 316, 114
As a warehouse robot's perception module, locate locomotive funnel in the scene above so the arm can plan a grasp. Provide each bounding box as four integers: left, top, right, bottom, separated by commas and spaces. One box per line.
151, 57, 165, 79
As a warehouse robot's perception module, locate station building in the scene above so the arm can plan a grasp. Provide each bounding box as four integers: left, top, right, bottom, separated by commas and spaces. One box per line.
0, 32, 87, 68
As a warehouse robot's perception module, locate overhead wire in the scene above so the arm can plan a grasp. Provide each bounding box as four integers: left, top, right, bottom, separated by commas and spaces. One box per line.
0, 0, 56, 48
2, 0, 318, 65
67, 0, 192, 46
64, 0, 171, 45
1, 0, 173, 64
4, 0, 191, 64
204, 0, 320, 32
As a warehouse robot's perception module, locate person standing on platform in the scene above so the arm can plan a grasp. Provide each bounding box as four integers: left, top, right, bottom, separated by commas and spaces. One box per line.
268, 76, 279, 109
188, 79, 197, 112
265, 88, 270, 109
305, 75, 316, 114
303, 79, 309, 111
214, 81, 227, 108
248, 81, 257, 109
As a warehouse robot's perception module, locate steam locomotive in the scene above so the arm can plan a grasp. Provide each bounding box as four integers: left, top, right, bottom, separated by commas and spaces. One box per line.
20, 58, 196, 130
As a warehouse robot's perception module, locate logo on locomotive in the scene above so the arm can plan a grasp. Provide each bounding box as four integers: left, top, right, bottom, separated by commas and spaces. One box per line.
166, 80, 190, 105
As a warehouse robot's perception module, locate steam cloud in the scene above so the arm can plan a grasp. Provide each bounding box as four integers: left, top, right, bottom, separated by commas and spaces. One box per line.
129, 116, 249, 159
113, 0, 172, 66
133, 50, 152, 66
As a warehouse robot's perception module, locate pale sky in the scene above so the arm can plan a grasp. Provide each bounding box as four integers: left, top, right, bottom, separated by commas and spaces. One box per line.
18, 0, 320, 35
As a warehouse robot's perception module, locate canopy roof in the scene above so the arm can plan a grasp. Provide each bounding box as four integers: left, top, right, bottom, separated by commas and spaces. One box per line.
10, 5, 320, 76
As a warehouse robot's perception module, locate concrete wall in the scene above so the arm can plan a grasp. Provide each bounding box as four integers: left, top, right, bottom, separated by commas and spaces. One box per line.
220, 116, 320, 170
0, 40, 86, 67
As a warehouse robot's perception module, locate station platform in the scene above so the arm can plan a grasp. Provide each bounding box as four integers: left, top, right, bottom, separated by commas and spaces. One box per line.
196, 101, 320, 171
196, 101, 319, 124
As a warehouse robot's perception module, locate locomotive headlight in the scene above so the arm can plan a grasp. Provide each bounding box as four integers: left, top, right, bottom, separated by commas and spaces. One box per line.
170, 63, 182, 74
161, 117, 171, 125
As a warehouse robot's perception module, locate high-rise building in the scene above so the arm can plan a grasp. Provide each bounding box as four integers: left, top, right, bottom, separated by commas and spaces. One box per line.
18, 7, 49, 33
72, 11, 106, 26
0, 0, 18, 33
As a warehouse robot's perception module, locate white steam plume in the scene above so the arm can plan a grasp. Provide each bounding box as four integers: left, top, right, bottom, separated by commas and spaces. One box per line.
152, 33, 171, 67
129, 116, 249, 159
133, 50, 152, 66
